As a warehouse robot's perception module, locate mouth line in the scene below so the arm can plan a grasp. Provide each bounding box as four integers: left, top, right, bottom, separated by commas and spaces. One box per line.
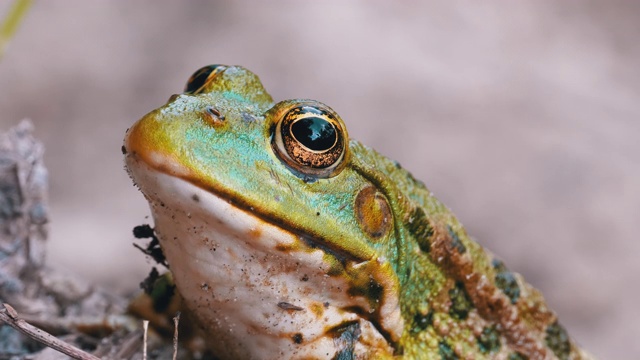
125, 147, 372, 266
124, 149, 369, 266
175, 172, 370, 265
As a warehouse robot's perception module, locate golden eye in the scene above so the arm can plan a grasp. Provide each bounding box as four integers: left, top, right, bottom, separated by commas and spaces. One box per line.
272, 102, 348, 179
184, 64, 226, 94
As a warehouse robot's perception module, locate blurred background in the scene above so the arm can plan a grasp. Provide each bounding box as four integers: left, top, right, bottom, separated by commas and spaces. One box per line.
1, 1, 638, 358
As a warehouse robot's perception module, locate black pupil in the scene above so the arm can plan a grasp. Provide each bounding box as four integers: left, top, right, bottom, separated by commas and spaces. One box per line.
184, 64, 221, 93
291, 117, 337, 151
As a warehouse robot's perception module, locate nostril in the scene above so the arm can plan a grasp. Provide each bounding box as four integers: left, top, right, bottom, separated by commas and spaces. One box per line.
205, 106, 226, 126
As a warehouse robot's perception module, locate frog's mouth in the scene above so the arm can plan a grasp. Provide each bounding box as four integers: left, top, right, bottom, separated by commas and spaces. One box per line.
125, 150, 403, 356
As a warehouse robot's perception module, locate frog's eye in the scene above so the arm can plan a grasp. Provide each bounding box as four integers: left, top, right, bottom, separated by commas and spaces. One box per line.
184, 64, 226, 94
272, 103, 348, 179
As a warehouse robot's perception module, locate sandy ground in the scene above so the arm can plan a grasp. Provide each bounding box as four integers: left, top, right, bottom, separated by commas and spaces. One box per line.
1, 2, 638, 359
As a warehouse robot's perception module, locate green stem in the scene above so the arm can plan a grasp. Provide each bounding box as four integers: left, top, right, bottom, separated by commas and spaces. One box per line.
0, 0, 33, 60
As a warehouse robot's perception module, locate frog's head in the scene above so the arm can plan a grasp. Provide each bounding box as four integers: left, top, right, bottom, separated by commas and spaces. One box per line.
124, 65, 403, 357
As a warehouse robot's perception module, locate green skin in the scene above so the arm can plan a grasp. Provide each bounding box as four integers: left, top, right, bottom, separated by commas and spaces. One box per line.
125, 65, 592, 360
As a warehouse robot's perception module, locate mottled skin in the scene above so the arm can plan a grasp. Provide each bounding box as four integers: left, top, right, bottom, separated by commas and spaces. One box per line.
124, 65, 593, 359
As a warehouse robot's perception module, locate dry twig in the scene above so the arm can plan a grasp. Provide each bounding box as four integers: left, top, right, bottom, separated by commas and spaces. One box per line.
143, 319, 149, 360
0, 303, 100, 360
172, 312, 181, 360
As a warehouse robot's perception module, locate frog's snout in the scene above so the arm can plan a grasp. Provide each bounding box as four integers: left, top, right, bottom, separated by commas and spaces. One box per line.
123, 116, 151, 166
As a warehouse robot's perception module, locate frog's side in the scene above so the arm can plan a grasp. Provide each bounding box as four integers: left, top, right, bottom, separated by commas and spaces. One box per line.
124, 65, 592, 360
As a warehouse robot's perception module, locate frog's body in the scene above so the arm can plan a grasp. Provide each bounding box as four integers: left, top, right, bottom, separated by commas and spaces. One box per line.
124, 65, 592, 359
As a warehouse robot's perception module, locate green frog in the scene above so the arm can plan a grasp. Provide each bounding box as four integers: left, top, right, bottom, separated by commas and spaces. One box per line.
124, 65, 593, 359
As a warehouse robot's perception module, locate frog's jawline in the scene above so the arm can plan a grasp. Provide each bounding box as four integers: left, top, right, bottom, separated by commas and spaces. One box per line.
148, 159, 371, 265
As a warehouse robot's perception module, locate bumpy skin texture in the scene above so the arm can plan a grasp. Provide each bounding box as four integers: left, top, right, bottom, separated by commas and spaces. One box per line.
124, 65, 593, 360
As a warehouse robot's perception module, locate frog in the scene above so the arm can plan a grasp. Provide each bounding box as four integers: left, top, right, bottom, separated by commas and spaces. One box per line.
123, 65, 593, 360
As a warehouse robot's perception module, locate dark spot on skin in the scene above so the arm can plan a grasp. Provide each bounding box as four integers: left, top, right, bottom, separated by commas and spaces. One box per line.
316, 212, 320, 216
275, 244, 290, 252
277, 302, 304, 311
545, 321, 571, 360
121, 145, 127, 155
477, 325, 501, 354
292, 333, 303, 344
191, 194, 200, 202
447, 225, 466, 254
492, 259, 521, 304
394, 161, 402, 169
411, 310, 434, 334
449, 281, 473, 320
347, 278, 383, 303
438, 341, 459, 360
492, 259, 520, 304
508, 352, 529, 360
301, 274, 309, 282
302, 175, 317, 184
328, 321, 361, 360
406, 207, 433, 252
323, 302, 330, 308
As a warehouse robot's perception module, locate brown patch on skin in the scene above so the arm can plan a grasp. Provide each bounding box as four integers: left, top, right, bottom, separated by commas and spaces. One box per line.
275, 243, 291, 252
521, 288, 556, 331
310, 302, 325, 318
248, 227, 262, 239
429, 221, 553, 359
354, 186, 393, 239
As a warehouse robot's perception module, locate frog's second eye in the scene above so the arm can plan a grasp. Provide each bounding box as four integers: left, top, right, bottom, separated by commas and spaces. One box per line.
272, 104, 348, 179
184, 64, 226, 94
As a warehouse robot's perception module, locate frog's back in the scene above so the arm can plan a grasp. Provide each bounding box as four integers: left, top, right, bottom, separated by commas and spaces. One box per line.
349, 141, 593, 360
